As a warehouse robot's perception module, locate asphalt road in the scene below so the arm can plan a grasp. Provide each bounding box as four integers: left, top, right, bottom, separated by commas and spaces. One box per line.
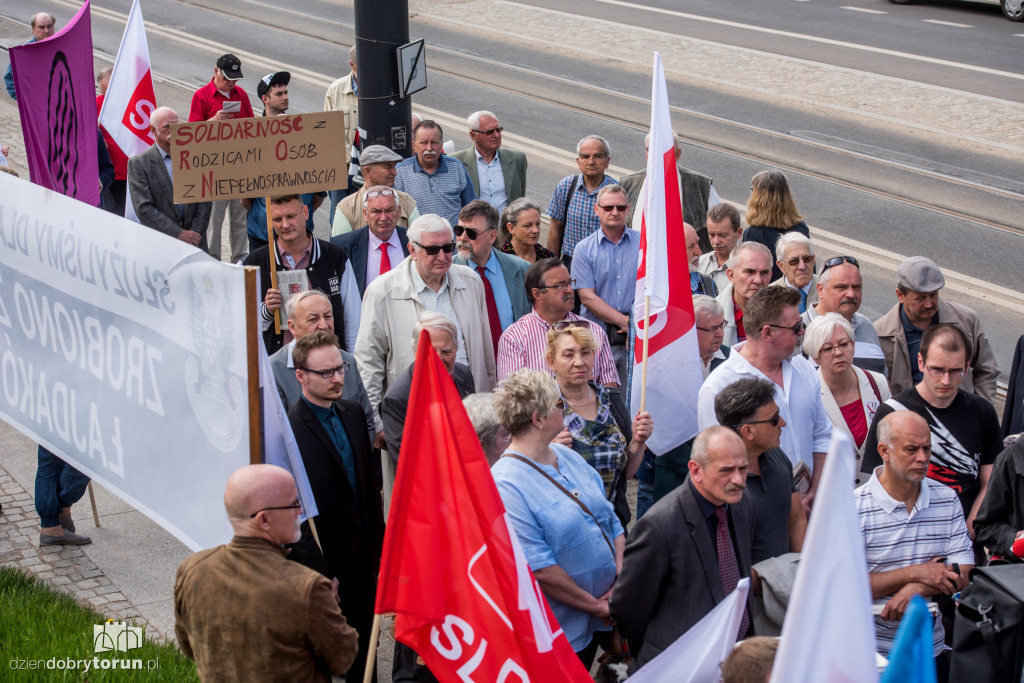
1, 0, 1021, 385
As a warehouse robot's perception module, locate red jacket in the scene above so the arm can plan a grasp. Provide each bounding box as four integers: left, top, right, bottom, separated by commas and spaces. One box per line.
188, 79, 254, 122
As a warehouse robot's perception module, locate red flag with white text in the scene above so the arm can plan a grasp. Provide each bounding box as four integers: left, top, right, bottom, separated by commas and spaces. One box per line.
631, 52, 702, 454
375, 332, 591, 682
98, 0, 157, 158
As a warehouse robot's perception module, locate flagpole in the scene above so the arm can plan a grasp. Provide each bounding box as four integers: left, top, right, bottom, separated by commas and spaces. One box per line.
265, 196, 281, 334
244, 267, 262, 465
640, 295, 651, 412
362, 613, 382, 683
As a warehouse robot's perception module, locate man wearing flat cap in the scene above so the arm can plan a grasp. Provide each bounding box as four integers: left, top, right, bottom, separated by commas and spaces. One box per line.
874, 256, 999, 402
189, 54, 255, 263
331, 145, 420, 237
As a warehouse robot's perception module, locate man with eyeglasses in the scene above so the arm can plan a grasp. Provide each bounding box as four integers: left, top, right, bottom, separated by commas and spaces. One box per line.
331, 145, 420, 237
862, 324, 1001, 541
571, 185, 639, 391
497, 257, 619, 385
546, 135, 618, 266
288, 330, 386, 683
451, 110, 527, 212
716, 378, 806, 564
243, 194, 361, 355
768, 233, 817, 314
803, 255, 888, 376
355, 213, 496, 432
395, 120, 477, 227
5, 13, 56, 100
874, 256, 998, 402
173, 463, 359, 682
332, 183, 413, 297
699, 286, 833, 503
453, 200, 530, 355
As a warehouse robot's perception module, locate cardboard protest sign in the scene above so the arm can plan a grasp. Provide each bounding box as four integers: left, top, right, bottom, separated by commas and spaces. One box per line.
170, 111, 348, 204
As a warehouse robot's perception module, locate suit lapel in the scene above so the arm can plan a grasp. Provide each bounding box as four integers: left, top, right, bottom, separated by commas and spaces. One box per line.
397, 228, 410, 257
680, 480, 725, 602
150, 147, 175, 215
499, 149, 514, 197
301, 403, 352, 482
353, 231, 368, 294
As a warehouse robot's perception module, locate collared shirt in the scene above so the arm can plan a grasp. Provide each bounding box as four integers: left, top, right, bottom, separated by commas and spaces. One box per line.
492, 443, 624, 651
188, 79, 255, 122
475, 148, 507, 211
366, 229, 404, 290
900, 305, 934, 384
697, 251, 731, 292
747, 448, 796, 564
477, 249, 515, 330
856, 468, 973, 656
546, 174, 618, 258
246, 193, 323, 241
571, 227, 641, 325
409, 266, 469, 366
301, 396, 358, 500
688, 480, 734, 558
394, 155, 477, 227
159, 149, 184, 219
562, 382, 628, 493
702, 348, 728, 379
276, 239, 312, 272
496, 310, 620, 385
690, 271, 717, 297
699, 344, 833, 468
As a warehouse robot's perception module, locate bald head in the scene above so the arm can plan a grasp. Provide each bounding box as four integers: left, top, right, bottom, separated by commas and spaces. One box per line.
877, 410, 932, 485
224, 465, 301, 543
31, 13, 56, 42
149, 107, 178, 152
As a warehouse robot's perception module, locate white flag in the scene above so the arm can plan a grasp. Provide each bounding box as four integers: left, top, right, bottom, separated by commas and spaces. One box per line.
98, 0, 157, 158
630, 52, 702, 454
769, 431, 878, 683
628, 578, 750, 683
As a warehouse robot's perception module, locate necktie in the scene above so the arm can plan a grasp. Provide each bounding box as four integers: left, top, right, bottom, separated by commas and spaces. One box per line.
715, 506, 750, 638
798, 288, 808, 314
477, 266, 502, 356
379, 243, 392, 275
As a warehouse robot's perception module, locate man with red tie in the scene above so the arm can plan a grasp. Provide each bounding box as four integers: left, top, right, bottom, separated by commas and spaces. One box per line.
453, 200, 530, 356
332, 185, 411, 297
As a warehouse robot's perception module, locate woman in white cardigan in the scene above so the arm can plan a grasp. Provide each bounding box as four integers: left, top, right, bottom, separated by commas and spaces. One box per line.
803, 313, 891, 485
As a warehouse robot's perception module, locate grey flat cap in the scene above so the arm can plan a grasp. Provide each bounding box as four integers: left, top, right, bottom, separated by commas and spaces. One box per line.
360, 145, 403, 166
897, 256, 945, 292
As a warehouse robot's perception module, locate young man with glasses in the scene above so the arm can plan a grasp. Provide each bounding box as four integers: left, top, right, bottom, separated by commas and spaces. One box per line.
288, 330, 386, 683
862, 324, 1002, 539
452, 110, 527, 212
699, 286, 833, 504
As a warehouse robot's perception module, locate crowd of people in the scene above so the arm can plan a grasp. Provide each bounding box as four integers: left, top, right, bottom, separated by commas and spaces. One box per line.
8, 11, 1024, 683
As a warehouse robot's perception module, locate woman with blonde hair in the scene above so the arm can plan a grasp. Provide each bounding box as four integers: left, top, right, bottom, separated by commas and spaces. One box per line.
743, 169, 809, 282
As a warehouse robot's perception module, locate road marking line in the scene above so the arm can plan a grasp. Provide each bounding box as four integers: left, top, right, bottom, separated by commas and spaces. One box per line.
841, 6, 889, 13
922, 19, 974, 27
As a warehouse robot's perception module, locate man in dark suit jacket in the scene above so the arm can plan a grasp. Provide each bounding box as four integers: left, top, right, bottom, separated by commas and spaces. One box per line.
287, 330, 386, 683
612, 426, 754, 672
128, 107, 210, 252
331, 186, 411, 297
451, 111, 526, 212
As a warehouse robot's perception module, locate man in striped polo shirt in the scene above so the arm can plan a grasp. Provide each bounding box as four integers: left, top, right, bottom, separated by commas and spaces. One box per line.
394, 120, 476, 227
856, 410, 973, 680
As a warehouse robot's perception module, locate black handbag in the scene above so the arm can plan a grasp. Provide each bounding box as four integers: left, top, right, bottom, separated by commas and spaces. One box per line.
950, 564, 1024, 681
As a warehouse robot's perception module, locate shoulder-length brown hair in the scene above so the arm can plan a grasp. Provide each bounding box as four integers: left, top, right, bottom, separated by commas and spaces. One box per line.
745, 169, 802, 230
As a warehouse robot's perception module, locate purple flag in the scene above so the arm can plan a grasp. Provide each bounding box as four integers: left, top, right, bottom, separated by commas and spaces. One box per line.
10, 0, 100, 207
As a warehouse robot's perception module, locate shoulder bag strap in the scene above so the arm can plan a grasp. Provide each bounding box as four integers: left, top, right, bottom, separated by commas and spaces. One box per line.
561, 174, 580, 226
863, 369, 882, 403
504, 453, 614, 556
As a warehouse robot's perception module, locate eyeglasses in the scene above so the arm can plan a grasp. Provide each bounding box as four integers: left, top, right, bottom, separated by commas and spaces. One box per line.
454, 225, 492, 240
818, 339, 853, 355
249, 496, 302, 518
412, 241, 456, 256
696, 322, 727, 333
472, 126, 503, 136
923, 365, 966, 379
767, 321, 806, 335
300, 361, 350, 379
363, 188, 396, 205
733, 412, 782, 429
597, 204, 628, 212
537, 279, 576, 292
785, 255, 815, 267
552, 319, 590, 331
821, 255, 859, 273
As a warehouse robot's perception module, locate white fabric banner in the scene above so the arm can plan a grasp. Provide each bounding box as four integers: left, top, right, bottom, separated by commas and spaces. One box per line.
769, 430, 879, 683
98, 0, 156, 158
0, 172, 248, 550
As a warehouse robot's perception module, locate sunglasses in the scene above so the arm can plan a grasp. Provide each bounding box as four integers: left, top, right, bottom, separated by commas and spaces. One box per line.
734, 412, 782, 429
597, 204, 628, 212
767, 320, 806, 335
821, 255, 859, 273
412, 241, 457, 256
454, 225, 492, 240
472, 126, 503, 136
552, 319, 590, 331
784, 254, 815, 267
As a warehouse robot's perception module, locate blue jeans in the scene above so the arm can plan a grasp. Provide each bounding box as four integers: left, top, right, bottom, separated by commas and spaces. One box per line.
636, 480, 655, 520
35, 446, 90, 527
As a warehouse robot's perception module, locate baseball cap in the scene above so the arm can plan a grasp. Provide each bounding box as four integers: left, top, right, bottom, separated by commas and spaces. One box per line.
257, 71, 290, 99
359, 145, 403, 166
897, 256, 945, 292
216, 54, 244, 80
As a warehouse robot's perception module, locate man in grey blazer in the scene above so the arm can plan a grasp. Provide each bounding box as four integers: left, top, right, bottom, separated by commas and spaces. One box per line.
453, 200, 530, 356
451, 111, 526, 212
612, 426, 754, 672
127, 107, 210, 253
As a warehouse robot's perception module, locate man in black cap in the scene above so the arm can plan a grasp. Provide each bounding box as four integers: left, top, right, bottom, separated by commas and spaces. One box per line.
874, 256, 999, 402
257, 71, 290, 117
189, 54, 254, 263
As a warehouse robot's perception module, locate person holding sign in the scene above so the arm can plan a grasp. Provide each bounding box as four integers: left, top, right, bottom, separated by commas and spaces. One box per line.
243, 195, 360, 355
